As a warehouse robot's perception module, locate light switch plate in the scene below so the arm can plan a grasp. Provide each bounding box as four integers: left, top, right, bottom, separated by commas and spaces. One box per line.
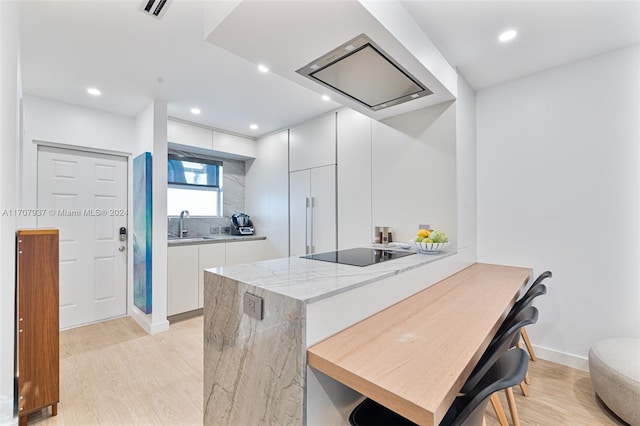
243, 293, 263, 320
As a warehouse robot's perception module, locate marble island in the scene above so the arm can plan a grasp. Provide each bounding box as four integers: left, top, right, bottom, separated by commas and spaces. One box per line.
208, 248, 454, 303
203, 247, 472, 425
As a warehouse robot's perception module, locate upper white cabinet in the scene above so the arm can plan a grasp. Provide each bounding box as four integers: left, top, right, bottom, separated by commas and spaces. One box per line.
212, 130, 255, 158
167, 120, 212, 150
337, 109, 372, 249
289, 113, 336, 172
168, 119, 255, 159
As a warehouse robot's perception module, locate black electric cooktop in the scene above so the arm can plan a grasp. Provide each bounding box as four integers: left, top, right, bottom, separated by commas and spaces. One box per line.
302, 247, 415, 267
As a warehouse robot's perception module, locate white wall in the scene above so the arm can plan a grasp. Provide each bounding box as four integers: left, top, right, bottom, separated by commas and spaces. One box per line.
21, 95, 135, 225
455, 75, 477, 254
476, 45, 640, 369
130, 100, 169, 334
373, 101, 457, 244
21, 96, 170, 337
0, 2, 20, 423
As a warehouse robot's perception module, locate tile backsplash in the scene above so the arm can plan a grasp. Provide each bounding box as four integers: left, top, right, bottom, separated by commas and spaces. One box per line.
168, 157, 246, 237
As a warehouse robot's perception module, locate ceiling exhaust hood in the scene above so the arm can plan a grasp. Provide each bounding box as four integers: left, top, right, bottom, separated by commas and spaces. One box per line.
203, 1, 457, 121
296, 34, 433, 111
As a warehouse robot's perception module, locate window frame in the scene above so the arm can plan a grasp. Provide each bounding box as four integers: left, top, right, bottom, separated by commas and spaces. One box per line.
167, 153, 223, 218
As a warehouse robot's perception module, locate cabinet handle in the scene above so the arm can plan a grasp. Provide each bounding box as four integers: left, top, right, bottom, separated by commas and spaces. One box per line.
305, 197, 310, 254
309, 197, 315, 252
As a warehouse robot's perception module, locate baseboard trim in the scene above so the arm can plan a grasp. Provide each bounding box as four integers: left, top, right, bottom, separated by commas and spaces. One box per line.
168, 308, 203, 324
129, 306, 170, 335
130, 307, 152, 334
149, 319, 170, 335
533, 344, 589, 371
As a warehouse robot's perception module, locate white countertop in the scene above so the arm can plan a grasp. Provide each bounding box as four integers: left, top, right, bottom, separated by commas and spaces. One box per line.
207, 248, 455, 303
168, 234, 266, 246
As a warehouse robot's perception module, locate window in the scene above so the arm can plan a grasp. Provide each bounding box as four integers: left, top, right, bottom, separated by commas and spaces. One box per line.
167, 153, 222, 216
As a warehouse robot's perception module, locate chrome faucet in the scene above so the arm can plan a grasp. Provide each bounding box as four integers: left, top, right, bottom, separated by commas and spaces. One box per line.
179, 210, 190, 237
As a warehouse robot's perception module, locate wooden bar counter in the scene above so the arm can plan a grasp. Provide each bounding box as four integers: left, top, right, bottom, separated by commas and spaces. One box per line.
307, 263, 531, 425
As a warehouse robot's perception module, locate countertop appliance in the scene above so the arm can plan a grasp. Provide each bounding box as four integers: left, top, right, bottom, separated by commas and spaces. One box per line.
231, 213, 254, 235
302, 247, 414, 267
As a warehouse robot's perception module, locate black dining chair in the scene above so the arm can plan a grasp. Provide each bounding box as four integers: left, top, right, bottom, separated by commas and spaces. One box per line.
497, 271, 550, 399
461, 307, 539, 394
348, 348, 530, 426
511, 271, 552, 362
505, 283, 546, 389
461, 307, 539, 426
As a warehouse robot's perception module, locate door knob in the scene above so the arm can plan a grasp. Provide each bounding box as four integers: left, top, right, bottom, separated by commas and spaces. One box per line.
119, 246, 126, 252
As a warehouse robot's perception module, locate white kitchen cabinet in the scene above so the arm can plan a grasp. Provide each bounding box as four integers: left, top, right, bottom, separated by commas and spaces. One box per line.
337, 109, 372, 249
290, 165, 336, 256
225, 239, 265, 265
168, 120, 255, 159
289, 113, 336, 172
169, 240, 268, 315
212, 130, 255, 158
167, 120, 212, 150
198, 243, 226, 309
246, 130, 290, 259
167, 245, 199, 316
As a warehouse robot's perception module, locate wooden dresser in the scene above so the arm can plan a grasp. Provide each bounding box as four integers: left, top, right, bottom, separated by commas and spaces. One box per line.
16, 229, 59, 425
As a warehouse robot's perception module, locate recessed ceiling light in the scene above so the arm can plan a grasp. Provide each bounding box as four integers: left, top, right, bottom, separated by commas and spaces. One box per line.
87, 87, 101, 96
321, 95, 330, 102
498, 29, 518, 43
190, 107, 201, 115
257, 64, 269, 73
250, 124, 258, 130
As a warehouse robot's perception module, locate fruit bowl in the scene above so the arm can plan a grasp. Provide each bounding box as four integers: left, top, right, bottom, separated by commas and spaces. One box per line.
409, 240, 449, 254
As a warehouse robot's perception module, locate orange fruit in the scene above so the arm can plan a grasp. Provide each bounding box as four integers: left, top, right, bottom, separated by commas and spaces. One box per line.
417, 229, 430, 238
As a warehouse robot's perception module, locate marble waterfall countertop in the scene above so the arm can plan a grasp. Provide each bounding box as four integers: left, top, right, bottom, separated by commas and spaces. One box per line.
207, 247, 455, 303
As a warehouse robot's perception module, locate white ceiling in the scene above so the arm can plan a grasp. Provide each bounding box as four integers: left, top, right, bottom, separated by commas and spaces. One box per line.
402, 0, 640, 89
19, 1, 640, 138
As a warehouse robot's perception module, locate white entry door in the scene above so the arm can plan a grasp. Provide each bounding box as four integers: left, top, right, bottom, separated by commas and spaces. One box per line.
37, 146, 128, 329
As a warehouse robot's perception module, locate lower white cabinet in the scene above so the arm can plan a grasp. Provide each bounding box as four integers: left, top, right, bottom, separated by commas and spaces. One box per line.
198, 243, 226, 309
226, 240, 265, 265
168, 239, 266, 316
167, 245, 199, 316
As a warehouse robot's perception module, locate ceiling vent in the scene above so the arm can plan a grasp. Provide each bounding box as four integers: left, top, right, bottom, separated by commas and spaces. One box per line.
296, 34, 433, 111
140, 0, 171, 19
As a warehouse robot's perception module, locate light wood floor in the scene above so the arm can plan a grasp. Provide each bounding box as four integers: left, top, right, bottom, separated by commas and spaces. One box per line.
26, 316, 624, 426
